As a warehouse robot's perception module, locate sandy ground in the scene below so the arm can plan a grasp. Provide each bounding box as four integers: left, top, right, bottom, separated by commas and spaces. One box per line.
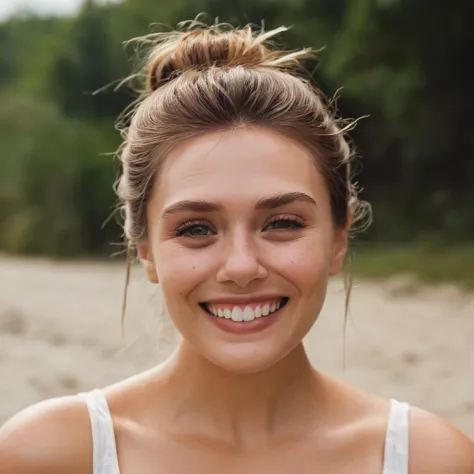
0, 255, 473, 439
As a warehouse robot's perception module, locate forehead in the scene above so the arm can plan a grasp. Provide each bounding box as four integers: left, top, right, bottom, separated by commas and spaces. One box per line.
156, 127, 326, 204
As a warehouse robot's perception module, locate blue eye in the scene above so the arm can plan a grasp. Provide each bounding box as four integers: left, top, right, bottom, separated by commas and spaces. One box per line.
175, 221, 215, 237
266, 218, 305, 230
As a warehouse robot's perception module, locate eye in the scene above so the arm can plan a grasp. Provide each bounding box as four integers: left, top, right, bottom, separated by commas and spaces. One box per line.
265, 216, 305, 231
175, 220, 215, 238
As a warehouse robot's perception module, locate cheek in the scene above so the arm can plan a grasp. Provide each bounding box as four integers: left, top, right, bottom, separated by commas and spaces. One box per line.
268, 232, 333, 288
153, 242, 212, 303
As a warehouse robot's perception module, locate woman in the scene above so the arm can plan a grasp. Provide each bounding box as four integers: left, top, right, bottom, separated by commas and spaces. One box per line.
1, 20, 473, 474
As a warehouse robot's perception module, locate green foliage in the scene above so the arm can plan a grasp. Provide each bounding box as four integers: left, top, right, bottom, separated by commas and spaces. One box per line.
0, 0, 473, 257
352, 244, 474, 290
0, 93, 119, 256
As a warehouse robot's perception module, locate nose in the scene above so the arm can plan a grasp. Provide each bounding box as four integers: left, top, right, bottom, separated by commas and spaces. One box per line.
216, 229, 267, 288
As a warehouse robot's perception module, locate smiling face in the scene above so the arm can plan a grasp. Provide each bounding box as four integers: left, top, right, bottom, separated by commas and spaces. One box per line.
137, 127, 349, 373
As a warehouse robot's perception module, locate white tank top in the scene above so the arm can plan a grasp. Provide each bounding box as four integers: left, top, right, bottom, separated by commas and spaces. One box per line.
79, 389, 410, 474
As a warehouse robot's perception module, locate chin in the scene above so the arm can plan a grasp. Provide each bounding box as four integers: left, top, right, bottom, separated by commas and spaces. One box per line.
200, 342, 294, 374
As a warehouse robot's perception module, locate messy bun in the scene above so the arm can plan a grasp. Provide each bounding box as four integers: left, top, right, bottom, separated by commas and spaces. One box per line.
144, 23, 313, 91
117, 17, 369, 245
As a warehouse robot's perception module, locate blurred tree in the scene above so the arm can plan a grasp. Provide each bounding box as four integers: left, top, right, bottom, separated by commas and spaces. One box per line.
0, 25, 16, 87
0, 93, 119, 256
51, 0, 128, 117
325, 0, 474, 240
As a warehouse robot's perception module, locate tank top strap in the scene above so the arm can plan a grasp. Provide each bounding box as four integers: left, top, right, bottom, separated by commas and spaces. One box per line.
382, 399, 410, 474
78, 389, 120, 474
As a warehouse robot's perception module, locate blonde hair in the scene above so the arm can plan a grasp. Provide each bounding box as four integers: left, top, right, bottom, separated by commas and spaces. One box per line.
115, 18, 370, 328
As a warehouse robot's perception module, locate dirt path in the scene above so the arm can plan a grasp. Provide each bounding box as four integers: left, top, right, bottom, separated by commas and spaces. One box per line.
0, 255, 473, 438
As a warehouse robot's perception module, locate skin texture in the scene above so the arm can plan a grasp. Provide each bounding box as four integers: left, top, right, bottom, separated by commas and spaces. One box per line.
1, 127, 473, 474
141, 127, 348, 374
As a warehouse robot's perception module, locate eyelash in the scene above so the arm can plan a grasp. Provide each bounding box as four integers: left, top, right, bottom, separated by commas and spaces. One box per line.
175, 216, 305, 238
175, 220, 213, 237
266, 215, 305, 230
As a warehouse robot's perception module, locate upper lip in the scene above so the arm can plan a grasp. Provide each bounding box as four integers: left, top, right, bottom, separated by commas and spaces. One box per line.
202, 294, 287, 304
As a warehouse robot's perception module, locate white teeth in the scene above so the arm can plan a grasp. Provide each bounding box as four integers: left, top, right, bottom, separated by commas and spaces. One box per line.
205, 299, 287, 321
242, 306, 254, 321
231, 307, 243, 322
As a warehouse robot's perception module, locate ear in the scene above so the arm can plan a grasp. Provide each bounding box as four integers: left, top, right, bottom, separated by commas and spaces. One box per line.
329, 209, 353, 276
329, 229, 349, 276
136, 239, 159, 284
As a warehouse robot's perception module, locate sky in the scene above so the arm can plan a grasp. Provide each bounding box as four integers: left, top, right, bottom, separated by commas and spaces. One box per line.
0, 0, 119, 21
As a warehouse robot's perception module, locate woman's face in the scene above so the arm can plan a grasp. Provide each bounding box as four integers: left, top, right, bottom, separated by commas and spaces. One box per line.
138, 127, 349, 373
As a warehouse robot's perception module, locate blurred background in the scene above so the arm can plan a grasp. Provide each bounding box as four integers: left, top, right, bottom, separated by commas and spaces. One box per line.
0, 0, 473, 438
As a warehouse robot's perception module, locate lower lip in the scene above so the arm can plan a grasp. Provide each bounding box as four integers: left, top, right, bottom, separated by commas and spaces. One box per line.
203, 305, 285, 334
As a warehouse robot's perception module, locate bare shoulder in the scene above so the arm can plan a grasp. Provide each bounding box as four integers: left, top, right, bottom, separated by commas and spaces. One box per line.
409, 405, 474, 474
0, 396, 92, 474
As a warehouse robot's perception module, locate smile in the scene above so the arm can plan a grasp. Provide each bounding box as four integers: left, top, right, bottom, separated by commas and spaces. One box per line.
200, 297, 289, 322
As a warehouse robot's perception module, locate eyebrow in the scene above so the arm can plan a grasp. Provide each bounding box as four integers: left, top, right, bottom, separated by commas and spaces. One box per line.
161, 192, 316, 219
256, 192, 316, 210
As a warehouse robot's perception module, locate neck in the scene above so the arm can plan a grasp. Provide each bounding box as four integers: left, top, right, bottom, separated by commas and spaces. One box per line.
158, 341, 323, 449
